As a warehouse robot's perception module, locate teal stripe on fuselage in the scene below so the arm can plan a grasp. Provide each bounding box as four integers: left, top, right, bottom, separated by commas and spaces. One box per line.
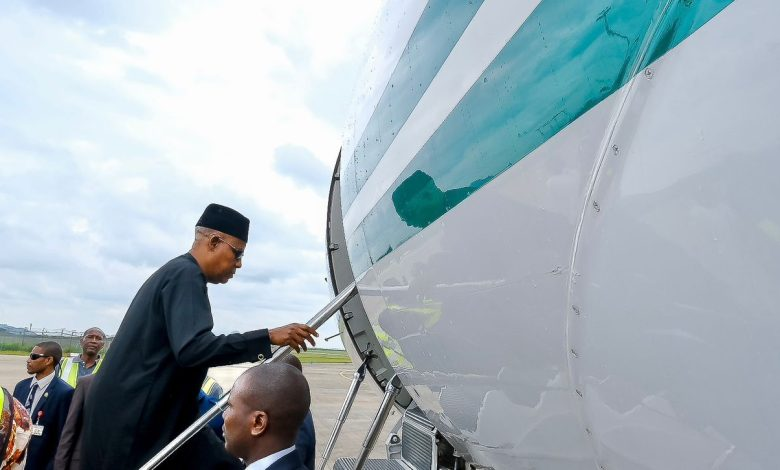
340, 0, 485, 211
347, 0, 734, 275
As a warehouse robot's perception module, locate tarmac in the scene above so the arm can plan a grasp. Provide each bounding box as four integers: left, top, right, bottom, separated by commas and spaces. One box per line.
0, 355, 399, 469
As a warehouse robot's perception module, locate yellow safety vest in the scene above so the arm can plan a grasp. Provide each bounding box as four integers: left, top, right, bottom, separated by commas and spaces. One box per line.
201, 377, 216, 394
201, 376, 223, 398
94, 356, 104, 373
58, 356, 103, 387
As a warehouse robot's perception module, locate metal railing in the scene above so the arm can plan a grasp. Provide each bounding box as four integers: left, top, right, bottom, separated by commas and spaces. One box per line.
353, 375, 402, 470
318, 354, 371, 470
0, 326, 112, 353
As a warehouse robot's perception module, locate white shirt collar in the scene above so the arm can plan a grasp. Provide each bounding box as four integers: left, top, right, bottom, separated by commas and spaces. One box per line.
31, 369, 56, 390
245, 446, 296, 470
29, 369, 56, 414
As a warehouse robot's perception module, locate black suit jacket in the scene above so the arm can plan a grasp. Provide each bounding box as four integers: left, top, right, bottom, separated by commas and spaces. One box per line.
53, 373, 94, 470
82, 254, 271, 470
266, 450, 308, 470
295, 411, 316, 470
13, 376, 74, 470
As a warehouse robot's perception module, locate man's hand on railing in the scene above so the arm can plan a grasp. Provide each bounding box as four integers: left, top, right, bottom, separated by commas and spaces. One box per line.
269, 324, 319, 352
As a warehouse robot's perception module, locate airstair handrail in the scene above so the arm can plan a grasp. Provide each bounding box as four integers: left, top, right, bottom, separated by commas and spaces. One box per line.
318, 354, 371, 470
353, 375, 402, 470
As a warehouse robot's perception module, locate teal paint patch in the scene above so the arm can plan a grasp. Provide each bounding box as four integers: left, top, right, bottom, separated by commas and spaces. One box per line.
347, 0, 734, 276
340, 0, 485, 211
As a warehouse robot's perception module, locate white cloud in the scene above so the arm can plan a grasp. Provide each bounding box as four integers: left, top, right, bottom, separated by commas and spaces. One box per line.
0, 0, 382, 347
69, 217, 91, 234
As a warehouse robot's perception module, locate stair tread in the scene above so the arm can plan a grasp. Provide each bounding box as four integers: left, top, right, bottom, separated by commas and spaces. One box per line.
333, 457, 407, 470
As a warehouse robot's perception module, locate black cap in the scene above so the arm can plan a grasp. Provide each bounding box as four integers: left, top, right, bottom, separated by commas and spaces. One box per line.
196, 203, 250, 242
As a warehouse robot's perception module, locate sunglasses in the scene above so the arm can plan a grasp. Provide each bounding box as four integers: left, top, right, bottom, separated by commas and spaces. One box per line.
217, 236, 244, 261
29, 353, 50, 360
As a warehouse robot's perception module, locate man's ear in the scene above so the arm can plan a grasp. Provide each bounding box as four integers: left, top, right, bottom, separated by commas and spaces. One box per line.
250, 411, 268, 437
210, 235, 221, 250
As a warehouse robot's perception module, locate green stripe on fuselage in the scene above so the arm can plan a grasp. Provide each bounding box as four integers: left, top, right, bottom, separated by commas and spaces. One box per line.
340, 0, 485, 210
347, 0, 734, 275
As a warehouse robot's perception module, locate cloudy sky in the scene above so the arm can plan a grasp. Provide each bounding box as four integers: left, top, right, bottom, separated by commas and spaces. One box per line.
0, 0, 382, 347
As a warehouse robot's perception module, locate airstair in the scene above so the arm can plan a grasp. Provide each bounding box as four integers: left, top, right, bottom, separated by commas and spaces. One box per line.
329, 404, 442, 470
140, 278, 449, 470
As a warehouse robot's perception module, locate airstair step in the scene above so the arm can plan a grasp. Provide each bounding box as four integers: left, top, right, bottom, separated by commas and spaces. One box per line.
333, 457, 407, 470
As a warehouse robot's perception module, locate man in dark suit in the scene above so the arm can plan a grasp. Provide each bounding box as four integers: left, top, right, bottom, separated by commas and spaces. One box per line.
223, 363, 311, 470
55, 374, 243, 470
280, 355, 315, 470
81, 204, 317, 470
13, 341, 74, 470
53, 373, 94, 470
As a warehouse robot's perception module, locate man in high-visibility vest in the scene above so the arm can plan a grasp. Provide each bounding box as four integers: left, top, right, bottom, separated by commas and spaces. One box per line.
58, 328, 105, 387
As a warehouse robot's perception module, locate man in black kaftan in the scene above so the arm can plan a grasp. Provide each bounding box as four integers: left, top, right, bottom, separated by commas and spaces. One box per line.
80, 204, 318, 470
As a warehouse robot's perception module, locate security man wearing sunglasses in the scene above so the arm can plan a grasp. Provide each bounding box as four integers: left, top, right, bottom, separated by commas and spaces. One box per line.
81, 203, 319, 470
13, 341, 74, 470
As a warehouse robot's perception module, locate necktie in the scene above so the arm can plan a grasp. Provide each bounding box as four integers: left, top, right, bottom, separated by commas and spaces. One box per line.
25, 383, 39, 412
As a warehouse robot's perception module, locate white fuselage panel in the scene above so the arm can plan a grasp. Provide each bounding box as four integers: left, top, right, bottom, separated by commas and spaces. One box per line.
341, 1, 780, 468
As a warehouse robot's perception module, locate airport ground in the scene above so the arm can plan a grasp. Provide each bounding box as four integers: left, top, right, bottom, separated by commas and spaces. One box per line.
0, 355, 399, 469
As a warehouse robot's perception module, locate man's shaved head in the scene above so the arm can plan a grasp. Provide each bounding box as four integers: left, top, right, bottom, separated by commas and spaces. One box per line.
84, 327, 106, 339
222, 362, 310, 463
237, 363, 310, 436
81, 327, 106, 358
279, 354, 303, 372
